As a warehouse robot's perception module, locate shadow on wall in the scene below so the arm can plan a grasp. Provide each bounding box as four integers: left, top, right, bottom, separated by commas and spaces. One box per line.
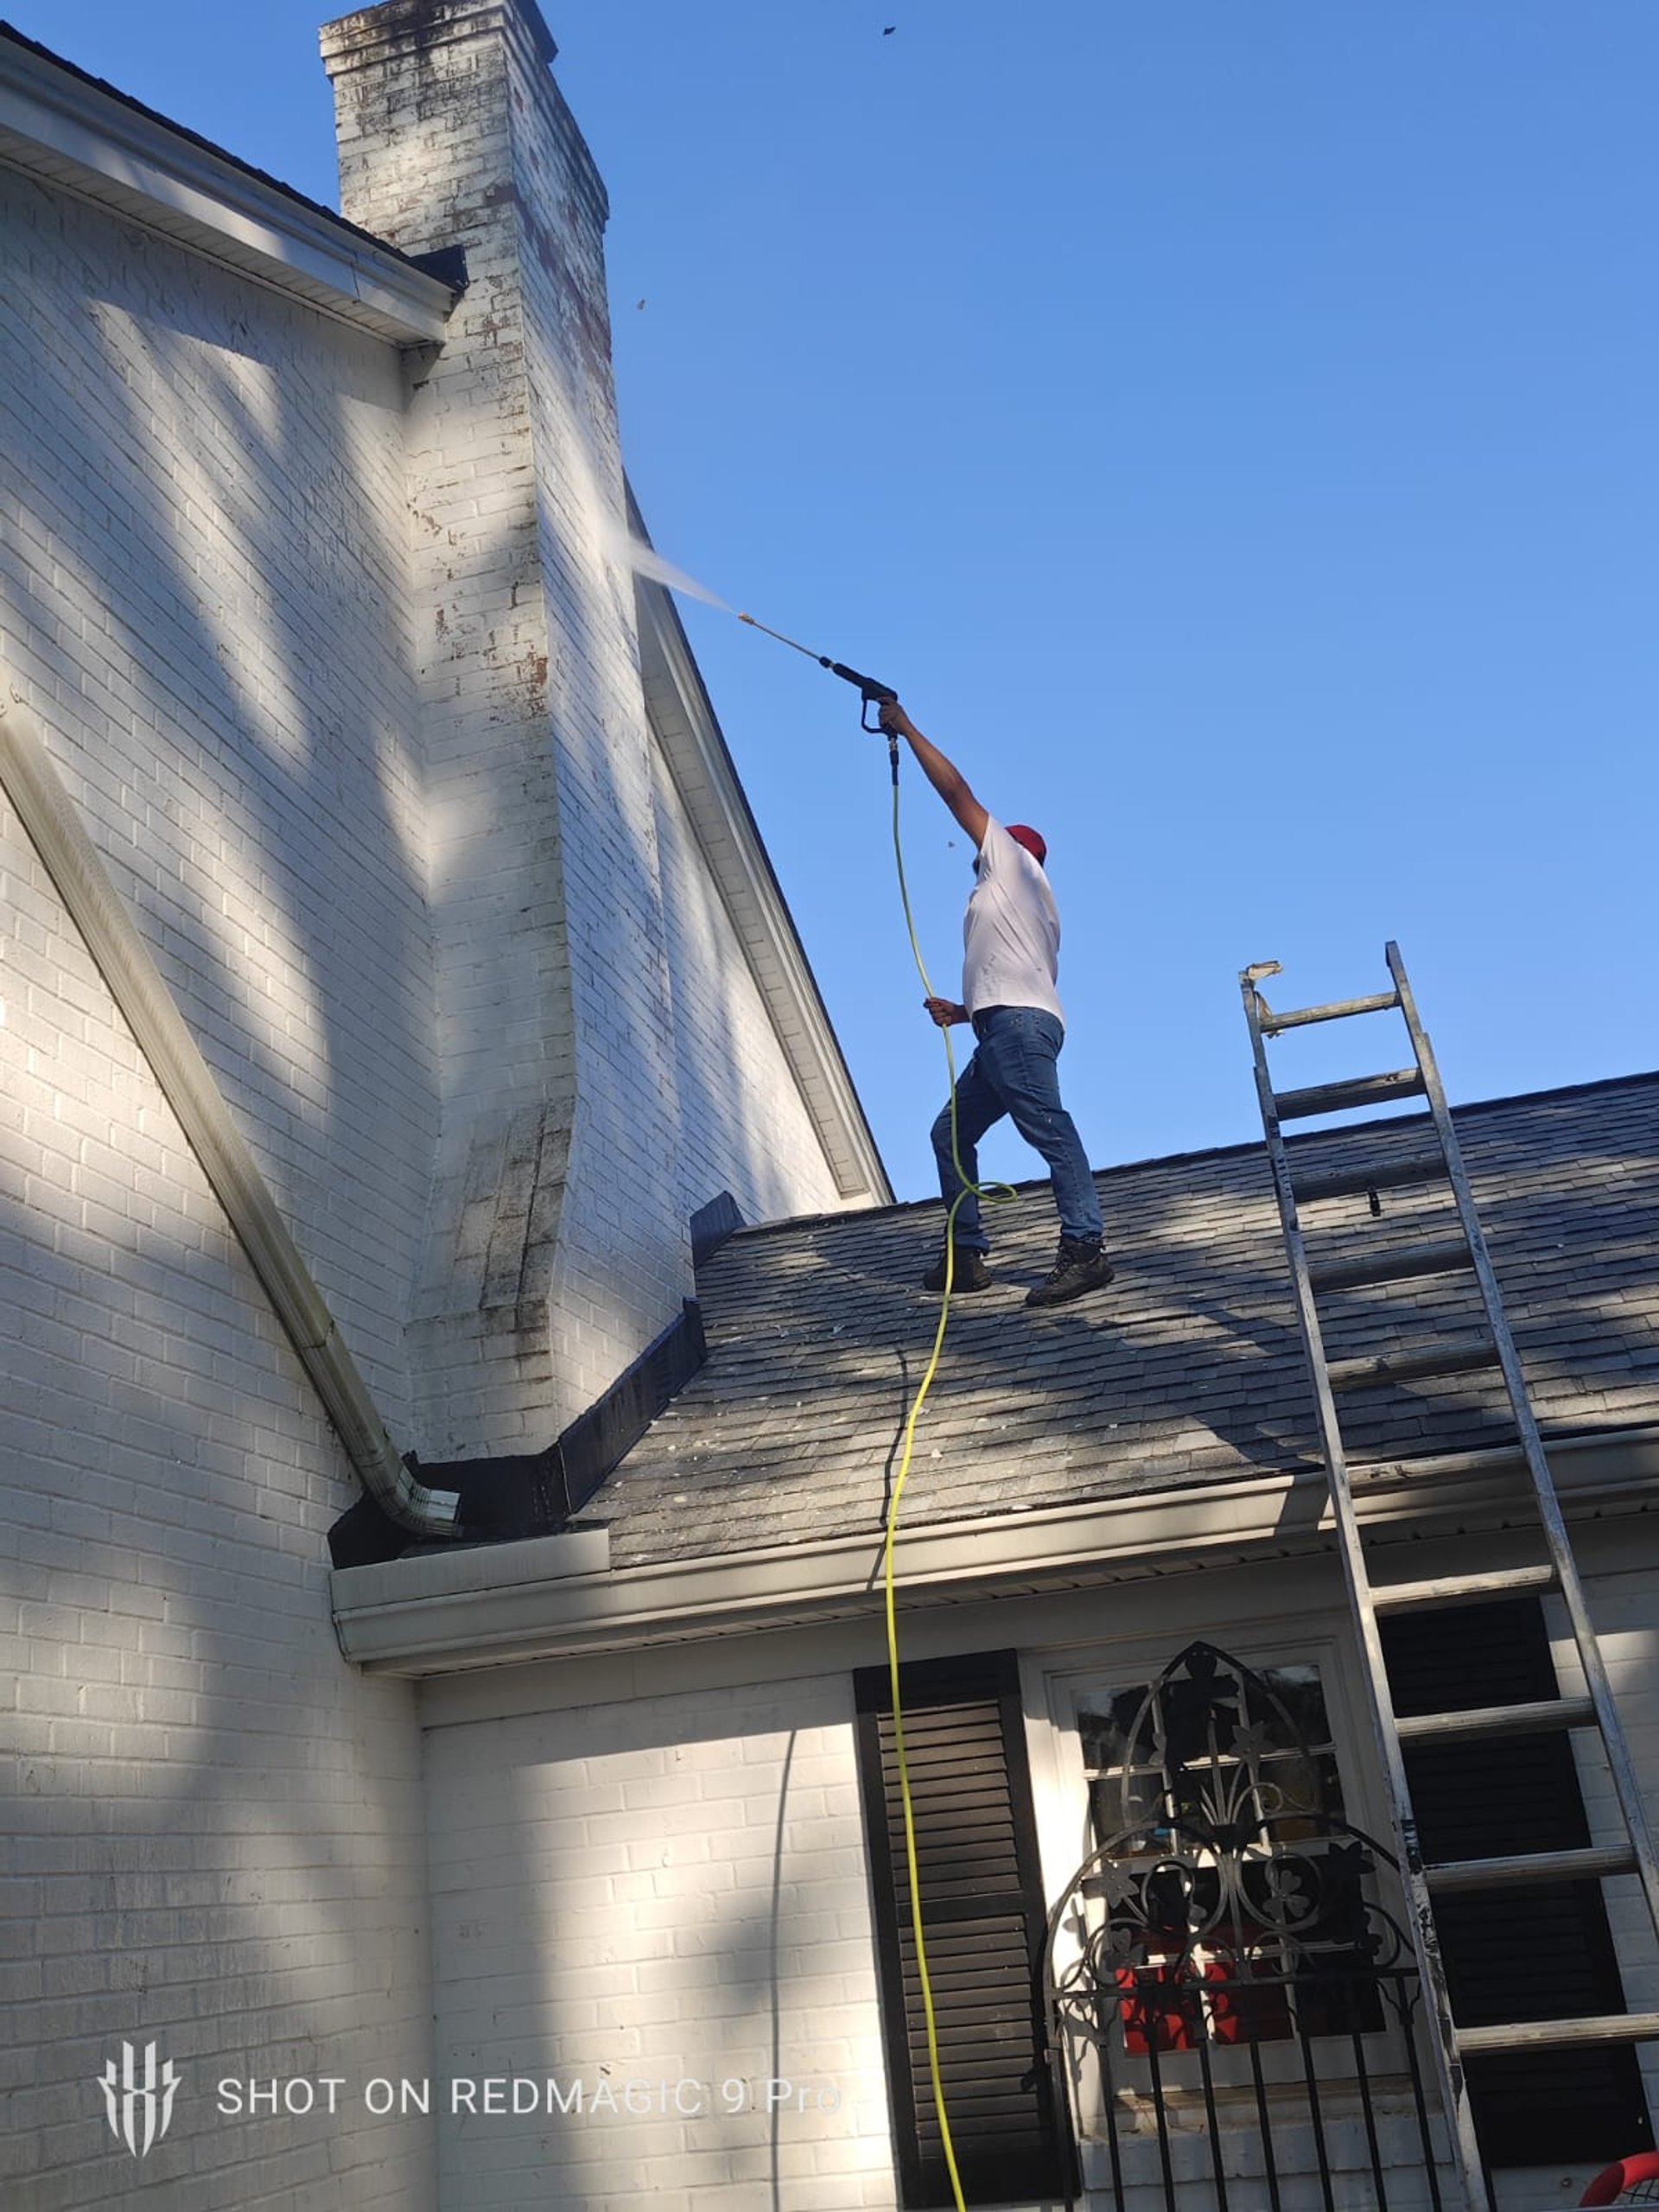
0, 171, 456, 2205
423, 1679, 891, 2212
1, 184, 436, 1426
0, 135, 879, 2203
0, 1034, 437, 2199
4, 151, 814, 1446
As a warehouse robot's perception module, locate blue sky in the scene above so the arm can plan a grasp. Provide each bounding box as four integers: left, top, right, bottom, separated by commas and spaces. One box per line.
16, 1, 1659, 1206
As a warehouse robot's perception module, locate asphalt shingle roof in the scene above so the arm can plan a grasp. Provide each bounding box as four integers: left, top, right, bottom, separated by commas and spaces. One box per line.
584, 1074, 1659, 1571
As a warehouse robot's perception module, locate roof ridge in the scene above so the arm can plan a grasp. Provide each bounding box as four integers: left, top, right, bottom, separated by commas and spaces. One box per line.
715, 1065, 1659, 1248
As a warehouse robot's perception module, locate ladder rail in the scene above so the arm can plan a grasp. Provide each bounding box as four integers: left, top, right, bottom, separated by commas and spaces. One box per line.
1245, 943, 1659, 2212
1385, 942, 1659, 1948
1241, 967, 1490, 2212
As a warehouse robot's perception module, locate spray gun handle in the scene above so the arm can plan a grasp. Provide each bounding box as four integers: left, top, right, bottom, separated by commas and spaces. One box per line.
825, 660, 899, 734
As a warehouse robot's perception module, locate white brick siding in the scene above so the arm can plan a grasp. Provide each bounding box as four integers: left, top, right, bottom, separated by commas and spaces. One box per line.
0, 791, 435, 2210
2, 5, 875, 2204
423, 1673, 898, 2212
650, 740, 860, 1230
5, 0, 868, 1498
0, 162, 438, 1444
323, 0, 859, 1455
414, 1548, 1659, 2212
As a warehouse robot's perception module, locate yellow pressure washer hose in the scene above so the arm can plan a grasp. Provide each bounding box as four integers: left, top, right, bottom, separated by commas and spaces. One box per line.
733, 613, 1008, 2206
881, 736, 1014, 2212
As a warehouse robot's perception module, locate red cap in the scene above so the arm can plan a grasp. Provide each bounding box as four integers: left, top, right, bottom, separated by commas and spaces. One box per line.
1007, 823, 1047, 866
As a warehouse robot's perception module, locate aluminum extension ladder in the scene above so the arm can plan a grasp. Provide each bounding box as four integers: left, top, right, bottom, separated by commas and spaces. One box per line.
1240, 940, 1659, 2212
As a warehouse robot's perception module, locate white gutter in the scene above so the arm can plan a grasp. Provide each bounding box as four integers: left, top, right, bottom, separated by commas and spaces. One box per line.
0, 30, 456, 344
329, 1421, 1659, 1675
0, 681, 458, 1536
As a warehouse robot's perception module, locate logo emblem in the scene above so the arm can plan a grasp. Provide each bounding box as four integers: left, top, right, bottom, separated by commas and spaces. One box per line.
99, 2041, 181, 2157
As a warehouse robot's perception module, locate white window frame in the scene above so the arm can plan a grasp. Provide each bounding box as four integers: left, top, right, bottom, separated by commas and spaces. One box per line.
1019, 1612, 1428, 2122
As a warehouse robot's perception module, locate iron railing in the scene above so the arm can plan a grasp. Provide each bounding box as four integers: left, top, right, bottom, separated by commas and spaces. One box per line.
1044, 1643, 1449, 2212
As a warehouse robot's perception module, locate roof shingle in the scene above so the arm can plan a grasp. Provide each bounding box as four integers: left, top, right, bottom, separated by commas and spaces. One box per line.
584, 1075, 1659, 1570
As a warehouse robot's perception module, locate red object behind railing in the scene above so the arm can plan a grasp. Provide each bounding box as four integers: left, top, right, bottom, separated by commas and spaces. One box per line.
1580, 2152, 1659, 2206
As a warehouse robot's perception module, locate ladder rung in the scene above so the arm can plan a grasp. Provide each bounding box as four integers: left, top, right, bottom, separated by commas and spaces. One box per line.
1426, 1845, 1637, 1896
1329, 1335, 1500, 1390
1370, 1565, 1558, 1615
1395, 1695, 1596, 1746
1292, 1153, 1447, 1204
1260, 990, 1401, 1035
1455, 2012, 1659, 2056
1274, 1069, 1426, 1120
1308, 1235, 1472, 1294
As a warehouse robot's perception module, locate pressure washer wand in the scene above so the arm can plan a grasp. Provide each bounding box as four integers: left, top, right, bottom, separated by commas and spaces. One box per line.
736, 611, 899, 734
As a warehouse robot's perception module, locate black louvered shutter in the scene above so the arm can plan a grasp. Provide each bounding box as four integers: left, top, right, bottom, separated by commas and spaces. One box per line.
853, 1650, 1070, 2209
1381, 1597, 1653, 2164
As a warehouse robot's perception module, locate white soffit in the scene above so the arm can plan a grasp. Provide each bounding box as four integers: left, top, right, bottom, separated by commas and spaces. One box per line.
0, 33, 456, 344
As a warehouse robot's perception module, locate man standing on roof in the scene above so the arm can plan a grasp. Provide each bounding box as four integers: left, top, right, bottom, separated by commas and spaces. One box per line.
878, 698, 1114, 1308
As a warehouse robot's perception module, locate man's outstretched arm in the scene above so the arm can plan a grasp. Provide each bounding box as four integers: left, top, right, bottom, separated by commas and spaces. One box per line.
878, 701, 990, 850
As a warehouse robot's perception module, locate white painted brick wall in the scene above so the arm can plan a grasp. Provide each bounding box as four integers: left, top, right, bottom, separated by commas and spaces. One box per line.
412, 1539, 1659, 2212
4, 17, 876, 2201
325, 0, 684, 1454
0, 163, 438, 1446
8, 2, 861, 1475
325, 0, 855, 1456
423, 1673, 898, 2212
0, 794, 435, 2211
649, 750, 855, 1230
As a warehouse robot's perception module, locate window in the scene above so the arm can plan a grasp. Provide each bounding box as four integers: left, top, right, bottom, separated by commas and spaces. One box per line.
1071, 1643, 1390, 2056
853, 1650, 1071, 2209
1044, 1639, 1442, 2212
1080, 1649, 1346, 1854
1381, 1597, 1653, 2167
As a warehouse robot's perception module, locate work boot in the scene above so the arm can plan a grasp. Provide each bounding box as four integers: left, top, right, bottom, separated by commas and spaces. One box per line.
1025, 1236, 1115, 1308
923, 1244, 993, 1294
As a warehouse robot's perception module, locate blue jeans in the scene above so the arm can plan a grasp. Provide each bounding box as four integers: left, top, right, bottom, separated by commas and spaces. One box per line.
931, 1006, 1103, 1252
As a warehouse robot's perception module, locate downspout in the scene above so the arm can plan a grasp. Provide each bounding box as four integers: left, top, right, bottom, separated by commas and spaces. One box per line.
0, 679, 457, 1536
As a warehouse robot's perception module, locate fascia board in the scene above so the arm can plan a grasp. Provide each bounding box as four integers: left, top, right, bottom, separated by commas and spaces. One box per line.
0, 38, 455, 343
329, 1421, 1659, 1676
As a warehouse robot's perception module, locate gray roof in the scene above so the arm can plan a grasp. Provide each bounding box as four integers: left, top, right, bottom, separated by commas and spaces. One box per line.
584, 1074, 1659, 1570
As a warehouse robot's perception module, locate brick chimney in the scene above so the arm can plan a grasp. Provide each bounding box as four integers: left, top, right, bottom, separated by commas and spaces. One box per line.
321, 0, 693, 1459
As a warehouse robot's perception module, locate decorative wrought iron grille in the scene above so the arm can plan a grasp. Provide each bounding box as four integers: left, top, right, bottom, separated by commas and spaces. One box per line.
1044, 1643, 1448, 2212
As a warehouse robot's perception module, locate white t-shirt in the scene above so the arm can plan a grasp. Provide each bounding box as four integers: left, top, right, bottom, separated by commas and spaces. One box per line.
961, 817, 1064, 1023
